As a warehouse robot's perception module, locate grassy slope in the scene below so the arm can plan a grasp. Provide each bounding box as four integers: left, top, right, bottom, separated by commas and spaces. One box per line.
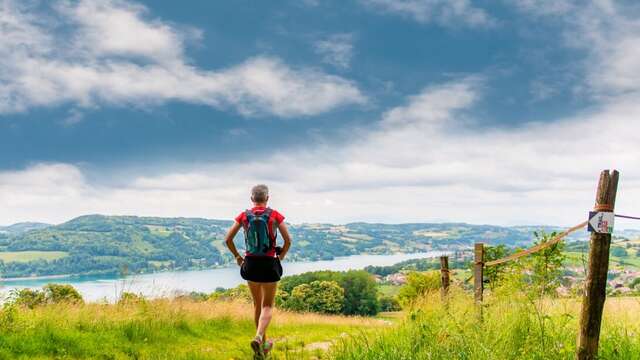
0, 251, 68, 263
0, 299, 389, 360
330, 289, 640, 360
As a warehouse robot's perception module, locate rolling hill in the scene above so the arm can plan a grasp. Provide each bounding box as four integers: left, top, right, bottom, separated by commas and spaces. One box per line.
0, 214, 626, 279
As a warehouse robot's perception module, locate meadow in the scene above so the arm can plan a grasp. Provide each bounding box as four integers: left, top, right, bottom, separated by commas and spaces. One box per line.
0, 298, 389, 360
330, 288, 640, 360
0, 251, 68, 263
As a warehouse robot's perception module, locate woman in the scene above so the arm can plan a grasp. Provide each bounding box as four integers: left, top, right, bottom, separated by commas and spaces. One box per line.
224, 184, 291, 357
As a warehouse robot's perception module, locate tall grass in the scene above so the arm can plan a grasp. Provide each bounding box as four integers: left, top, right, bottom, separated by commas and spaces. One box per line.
330, 288, 640, 360
0, 298, 386, 359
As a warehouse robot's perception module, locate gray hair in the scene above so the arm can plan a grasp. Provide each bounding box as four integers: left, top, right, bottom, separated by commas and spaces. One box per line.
251, 184, 269, 203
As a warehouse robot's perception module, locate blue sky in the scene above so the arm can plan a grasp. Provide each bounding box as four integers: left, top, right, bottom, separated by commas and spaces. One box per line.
1, 0, 640, 226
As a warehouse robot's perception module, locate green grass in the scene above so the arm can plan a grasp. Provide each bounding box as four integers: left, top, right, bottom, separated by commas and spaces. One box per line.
565, 251, 640, 270
329, 289, 640, 360
0, 251, 68, 263
378, 284, 401, 297
0, 299, 388, 359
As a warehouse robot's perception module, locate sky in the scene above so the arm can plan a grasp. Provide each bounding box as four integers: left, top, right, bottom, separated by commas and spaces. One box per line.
1, 0, 640, 227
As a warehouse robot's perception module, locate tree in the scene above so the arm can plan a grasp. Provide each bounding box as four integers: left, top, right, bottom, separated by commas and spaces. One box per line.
530, 231, 566, 296
611, 247, 628, 258
279, 270, 380, 316
287, 281, 344, 314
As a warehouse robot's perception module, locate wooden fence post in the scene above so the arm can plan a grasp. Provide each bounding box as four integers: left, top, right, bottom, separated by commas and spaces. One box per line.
440, 255, 450, 302
474, 243, 484, 304
576, 170, 619, 360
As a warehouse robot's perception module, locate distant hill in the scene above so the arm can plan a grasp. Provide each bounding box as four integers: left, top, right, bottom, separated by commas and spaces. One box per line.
0, 214, 599, 279
0, 222, 51, 234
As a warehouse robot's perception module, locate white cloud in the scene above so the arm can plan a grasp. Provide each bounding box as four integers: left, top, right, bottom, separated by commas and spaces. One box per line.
2, 0, 640, 228
314, 33, 354, 69
360, 0, 496, 28
0, 0, 365, 118
511, 1, 640, 100
3, 78, 639, 227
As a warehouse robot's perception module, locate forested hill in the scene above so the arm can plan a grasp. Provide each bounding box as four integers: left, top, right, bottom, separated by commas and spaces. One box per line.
0, 214, 601, 279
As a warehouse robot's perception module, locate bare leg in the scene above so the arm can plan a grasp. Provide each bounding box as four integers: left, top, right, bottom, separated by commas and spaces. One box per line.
247, 281, 263, 330
256, 282, 277, 341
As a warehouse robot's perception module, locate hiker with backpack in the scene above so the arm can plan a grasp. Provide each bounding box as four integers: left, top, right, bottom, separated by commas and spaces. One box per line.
224, 184, 291, 357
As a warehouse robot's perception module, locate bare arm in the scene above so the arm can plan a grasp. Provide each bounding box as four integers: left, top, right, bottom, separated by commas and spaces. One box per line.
224, 221, 244, 266
278, 222, 292, 261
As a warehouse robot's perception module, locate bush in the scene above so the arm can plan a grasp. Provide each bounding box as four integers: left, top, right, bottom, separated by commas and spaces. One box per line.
43, 284, 83, 304
379, 295, 401, 312
209, 284, 251, 302
397, 271, 440, 307
118, 292, 146, 305
10, 284, 83, 308
611, 247, 628, 258
286, 280, 344, 314
11, 288, 46, 308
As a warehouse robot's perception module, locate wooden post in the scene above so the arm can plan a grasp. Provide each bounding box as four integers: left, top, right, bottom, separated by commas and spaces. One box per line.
576, 170, 619, 360
440, 255, 450, 302
474, 243, 484, 304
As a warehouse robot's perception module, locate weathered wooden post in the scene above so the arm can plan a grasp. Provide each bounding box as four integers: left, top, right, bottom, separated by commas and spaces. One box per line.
440, 255, 450, 302
576, 170, 619, 360
474, 243, 484, 304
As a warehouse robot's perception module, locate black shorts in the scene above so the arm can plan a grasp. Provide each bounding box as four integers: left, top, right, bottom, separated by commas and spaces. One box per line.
241, 256, 283, 283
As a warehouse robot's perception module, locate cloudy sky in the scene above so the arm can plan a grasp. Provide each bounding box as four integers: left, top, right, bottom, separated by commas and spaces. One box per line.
1, 0, 639, 227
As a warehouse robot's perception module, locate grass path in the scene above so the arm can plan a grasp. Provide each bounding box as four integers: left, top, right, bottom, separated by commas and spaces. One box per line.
0, 299, 392, 359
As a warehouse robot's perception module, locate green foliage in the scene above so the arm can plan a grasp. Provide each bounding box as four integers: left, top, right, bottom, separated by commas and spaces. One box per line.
11, 288, 46, 308
208, 284, 251, 302
0, 215, 565, 278
286, 281, 344, 314
118, 292, 146, 305
483, 244, 510, 289
611, 246, 628, 258
330, 289, 640, 360
365, 257, 470, 277
530, 231, 566, 295
10, 284, 83, 308
396, 271, 440, 306
378, 295, 401, 312
0, 298, 382, 359
279, 270, 380, 316
43, 284, 84, 304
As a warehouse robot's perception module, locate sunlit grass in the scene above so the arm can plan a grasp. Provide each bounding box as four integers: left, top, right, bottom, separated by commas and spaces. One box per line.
0, 298, 388, 359
329, 288, 640, 360
0, 251, 68, 263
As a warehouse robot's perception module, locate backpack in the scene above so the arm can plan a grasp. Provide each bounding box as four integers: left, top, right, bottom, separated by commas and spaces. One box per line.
243, 208, 275, 256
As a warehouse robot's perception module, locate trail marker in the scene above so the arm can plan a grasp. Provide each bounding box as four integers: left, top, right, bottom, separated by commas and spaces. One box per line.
587, 211, 614, 234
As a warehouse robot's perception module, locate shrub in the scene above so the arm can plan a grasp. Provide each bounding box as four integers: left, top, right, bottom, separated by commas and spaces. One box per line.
397, 271, 440, 307
10, 284, 83, 308
209, 284, 251, 302
11, 288, 46, 308
530, 231, 566, 296
611, 247, 628, 258
286, 280, 344, 314
118, 292, 146, 305
379, 295, 401, 312
43, 284, 83, 304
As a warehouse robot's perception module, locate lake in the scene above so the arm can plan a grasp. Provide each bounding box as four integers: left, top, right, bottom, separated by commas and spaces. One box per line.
0, 252, 443, 302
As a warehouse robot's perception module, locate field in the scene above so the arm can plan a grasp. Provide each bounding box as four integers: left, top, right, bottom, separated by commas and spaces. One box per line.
0, 299, 391, 359
330, 289, 640, 360
0, 251, 68, 263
